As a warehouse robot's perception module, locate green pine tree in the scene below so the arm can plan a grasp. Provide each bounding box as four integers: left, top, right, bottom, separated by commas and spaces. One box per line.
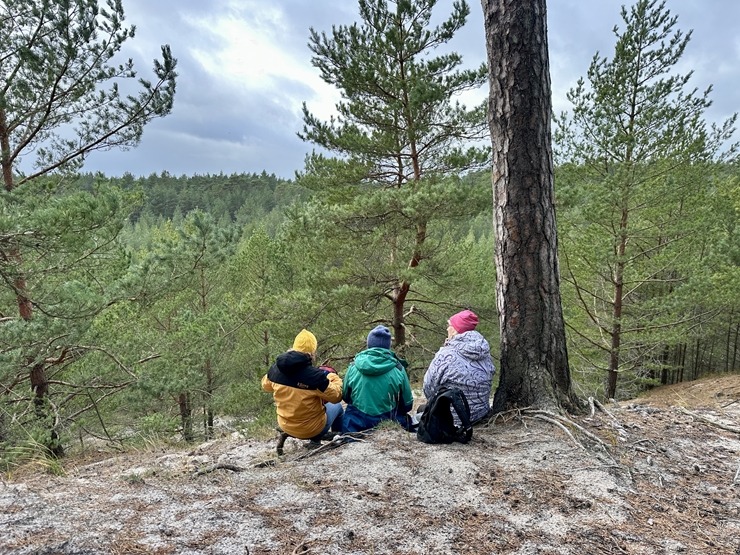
554, 0, 737, 398
0, 0, 176, 453
297, 0, 490, 354
133, 211, 239, 441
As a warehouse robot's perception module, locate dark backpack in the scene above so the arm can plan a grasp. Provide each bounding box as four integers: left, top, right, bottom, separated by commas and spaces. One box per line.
416, 386, 473, 444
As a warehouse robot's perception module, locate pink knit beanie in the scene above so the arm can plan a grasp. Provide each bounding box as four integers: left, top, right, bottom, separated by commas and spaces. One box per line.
448, 310, 479, 333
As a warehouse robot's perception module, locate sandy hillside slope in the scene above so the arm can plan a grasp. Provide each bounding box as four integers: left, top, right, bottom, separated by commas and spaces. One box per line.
2, 374, 740, 554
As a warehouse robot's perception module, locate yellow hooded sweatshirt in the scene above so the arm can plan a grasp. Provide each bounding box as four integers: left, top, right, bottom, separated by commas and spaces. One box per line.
261, 349, 342, 439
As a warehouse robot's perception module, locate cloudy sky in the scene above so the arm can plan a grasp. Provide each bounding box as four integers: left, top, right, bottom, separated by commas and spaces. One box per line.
79, 0, 740, 180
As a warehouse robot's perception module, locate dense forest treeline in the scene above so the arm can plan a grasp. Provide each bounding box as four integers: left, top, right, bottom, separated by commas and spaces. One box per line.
73, 170, 309, 227
3, 158, 732, 457
87, 163, 740, 393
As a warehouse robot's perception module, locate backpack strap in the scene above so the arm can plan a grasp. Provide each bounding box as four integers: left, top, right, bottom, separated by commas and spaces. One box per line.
446, 387, 473, 443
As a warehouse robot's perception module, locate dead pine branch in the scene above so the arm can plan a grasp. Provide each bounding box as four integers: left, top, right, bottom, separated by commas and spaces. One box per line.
678, 407, 740, 434
631, 438, 657, 449
253, 459, 276, 469
252, 433, 372, 467
610, 536, 630, 555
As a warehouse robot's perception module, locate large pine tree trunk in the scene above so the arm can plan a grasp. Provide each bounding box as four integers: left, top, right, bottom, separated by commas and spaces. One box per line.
482, 0, 578, 412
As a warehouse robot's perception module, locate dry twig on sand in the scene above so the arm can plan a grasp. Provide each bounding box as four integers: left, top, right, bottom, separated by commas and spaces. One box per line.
193, 462, 247, 476
678, 407, 740, 434
291, 433, 370, 461
292, 540, 312, 554
250, 432, 372, 468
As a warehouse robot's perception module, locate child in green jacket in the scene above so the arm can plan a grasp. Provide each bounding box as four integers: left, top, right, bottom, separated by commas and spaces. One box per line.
342, 325, 414, 433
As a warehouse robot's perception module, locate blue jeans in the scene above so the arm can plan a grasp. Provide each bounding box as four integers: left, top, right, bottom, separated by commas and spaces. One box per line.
318, 402, 344, 437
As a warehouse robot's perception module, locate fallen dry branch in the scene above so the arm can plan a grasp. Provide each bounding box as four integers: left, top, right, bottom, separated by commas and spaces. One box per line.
589, 396, 621, 425
252, 432, 374, 467
253, 459, 276, 469
192, 462, 247, 476
291, 433, 370, 461
292, 540, 313, 554
677, 407, 740, 434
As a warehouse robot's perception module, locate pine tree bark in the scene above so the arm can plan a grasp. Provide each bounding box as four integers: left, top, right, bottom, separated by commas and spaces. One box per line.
179, 392, 193, 443
482, 0, 578, 411
3, 107, 56, 447
725, 312, 733, 373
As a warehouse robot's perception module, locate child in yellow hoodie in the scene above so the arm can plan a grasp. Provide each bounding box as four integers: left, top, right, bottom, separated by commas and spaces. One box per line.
261, 329, 344, 440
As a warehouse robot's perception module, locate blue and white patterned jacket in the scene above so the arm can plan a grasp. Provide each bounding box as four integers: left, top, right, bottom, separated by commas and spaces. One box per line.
422, 330, 496, 424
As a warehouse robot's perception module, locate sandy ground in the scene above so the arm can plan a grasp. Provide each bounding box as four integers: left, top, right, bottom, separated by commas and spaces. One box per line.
2, 374, 740, 555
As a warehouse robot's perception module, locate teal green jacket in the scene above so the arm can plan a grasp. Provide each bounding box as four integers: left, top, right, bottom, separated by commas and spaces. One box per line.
342, 348, 413, 432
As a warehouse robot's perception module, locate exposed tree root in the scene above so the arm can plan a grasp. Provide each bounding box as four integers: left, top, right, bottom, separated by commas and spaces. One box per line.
478, 406, 534, 428
522, 408, 619, 465
589, 396, 619, 423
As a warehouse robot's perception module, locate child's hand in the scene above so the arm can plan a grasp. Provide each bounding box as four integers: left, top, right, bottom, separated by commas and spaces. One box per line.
320, 365, 336, 374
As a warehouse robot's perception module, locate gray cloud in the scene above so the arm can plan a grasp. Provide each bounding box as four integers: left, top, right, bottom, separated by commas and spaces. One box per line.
75, 0, 740, 179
